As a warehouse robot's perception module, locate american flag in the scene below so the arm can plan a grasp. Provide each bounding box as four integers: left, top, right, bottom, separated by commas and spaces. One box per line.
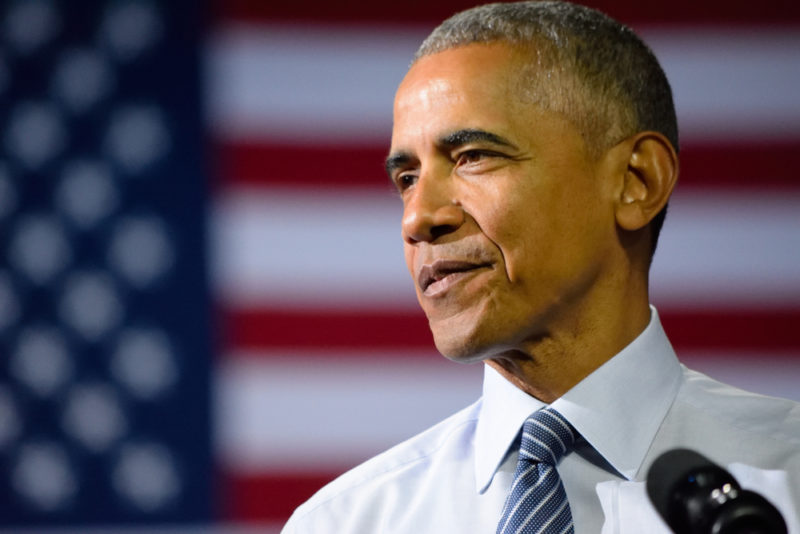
1, 0, 799, 531
0, 0, 212, 529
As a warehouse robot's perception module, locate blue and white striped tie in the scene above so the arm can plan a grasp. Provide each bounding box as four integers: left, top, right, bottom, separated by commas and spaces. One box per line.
497, 407, 577, 534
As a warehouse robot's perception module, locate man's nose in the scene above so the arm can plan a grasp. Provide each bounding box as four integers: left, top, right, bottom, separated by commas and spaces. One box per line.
402, 172, 464, 244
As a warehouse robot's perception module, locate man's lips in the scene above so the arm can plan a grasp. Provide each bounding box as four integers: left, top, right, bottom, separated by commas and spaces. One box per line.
417, 259, 492, 295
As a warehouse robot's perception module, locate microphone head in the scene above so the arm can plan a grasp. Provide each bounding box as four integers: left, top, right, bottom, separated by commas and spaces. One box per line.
645, 448, 787, 534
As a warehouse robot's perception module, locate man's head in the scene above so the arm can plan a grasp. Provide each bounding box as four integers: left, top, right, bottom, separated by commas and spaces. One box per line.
387, 1, 679, 369
415, 0, 679, 254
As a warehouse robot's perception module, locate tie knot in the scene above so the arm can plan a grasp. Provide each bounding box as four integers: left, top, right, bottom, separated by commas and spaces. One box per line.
519, 407, 576, 466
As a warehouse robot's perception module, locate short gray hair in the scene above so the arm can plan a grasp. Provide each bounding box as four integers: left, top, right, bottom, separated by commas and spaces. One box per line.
414, 0, 677, 253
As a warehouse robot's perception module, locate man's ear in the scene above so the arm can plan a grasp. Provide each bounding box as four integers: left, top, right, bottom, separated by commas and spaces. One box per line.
615, 132, 679, 231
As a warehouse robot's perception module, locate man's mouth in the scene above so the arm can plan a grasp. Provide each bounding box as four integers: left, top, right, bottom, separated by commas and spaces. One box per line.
418, 260, 492, 295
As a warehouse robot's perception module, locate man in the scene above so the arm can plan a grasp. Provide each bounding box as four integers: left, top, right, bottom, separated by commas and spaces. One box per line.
283, 2, 800, 532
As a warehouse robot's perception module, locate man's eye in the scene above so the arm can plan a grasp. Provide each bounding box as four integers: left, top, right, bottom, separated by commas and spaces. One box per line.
396, 174, 417, 190
457, 150, 494, 165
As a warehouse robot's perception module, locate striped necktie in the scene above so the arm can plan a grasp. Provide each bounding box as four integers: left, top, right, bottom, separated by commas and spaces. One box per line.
497, 407, 577, 534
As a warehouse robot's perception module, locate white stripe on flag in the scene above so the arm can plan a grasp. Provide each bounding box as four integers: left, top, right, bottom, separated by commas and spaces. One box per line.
212, 188, 800, 309
215, 351, 800, 472
651, 189, 800, 307
215, 351, 482, 471
206, 24, 424, 144
643, 28, 800, 141
206, 25, 800, 143
211, 187, 413, 309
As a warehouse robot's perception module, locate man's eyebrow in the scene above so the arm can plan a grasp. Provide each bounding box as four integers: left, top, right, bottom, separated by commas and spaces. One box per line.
439, 129, 518, 150
384, 129, 517, 178
385, 152, 413, 178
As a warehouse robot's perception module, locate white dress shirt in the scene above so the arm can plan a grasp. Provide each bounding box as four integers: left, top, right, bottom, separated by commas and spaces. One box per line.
282, 308, 800, 533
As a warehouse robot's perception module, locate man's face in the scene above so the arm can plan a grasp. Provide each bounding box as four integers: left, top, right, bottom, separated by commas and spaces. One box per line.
388, 43, 620, 362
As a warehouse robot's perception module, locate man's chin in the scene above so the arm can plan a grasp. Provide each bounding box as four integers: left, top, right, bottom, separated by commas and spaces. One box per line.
431, 327, 494, 364
425, 301, 513, 363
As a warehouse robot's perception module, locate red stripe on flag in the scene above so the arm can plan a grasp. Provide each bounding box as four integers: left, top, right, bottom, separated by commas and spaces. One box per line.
214, 0, 800, 26
224, 307, 800, 353
221, 471, 341, 522
215, 142, 392, 190
216, 140, 800, 190
224, 308, 434, 351
660, 308, 800, 352
679, 142, 800, 190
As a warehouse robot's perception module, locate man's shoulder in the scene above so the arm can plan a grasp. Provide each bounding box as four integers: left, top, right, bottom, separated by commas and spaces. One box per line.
309, 398, 480, 500
673, 365, 800, 448
657, 367, 800, 516
283, 398, 482, 531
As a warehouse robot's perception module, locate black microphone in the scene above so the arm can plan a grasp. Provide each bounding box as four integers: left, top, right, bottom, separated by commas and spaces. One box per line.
646, 448, 787, 534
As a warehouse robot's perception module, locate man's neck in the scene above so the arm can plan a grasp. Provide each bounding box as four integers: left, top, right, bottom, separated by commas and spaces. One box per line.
486, 298, 652, 403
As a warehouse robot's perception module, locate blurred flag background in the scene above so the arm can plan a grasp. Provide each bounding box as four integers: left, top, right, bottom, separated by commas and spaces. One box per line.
0, 0, 798, 532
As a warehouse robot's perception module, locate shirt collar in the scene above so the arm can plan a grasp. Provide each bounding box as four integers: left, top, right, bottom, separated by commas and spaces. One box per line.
474, 306, 682, 493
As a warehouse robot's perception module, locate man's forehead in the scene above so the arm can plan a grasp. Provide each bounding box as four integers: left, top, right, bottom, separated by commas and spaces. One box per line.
394, 43, 561, 123
395, 47, 520, 121
399, 42, 526, 89
394, 76, 457, 116
392, 58, 547, 154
